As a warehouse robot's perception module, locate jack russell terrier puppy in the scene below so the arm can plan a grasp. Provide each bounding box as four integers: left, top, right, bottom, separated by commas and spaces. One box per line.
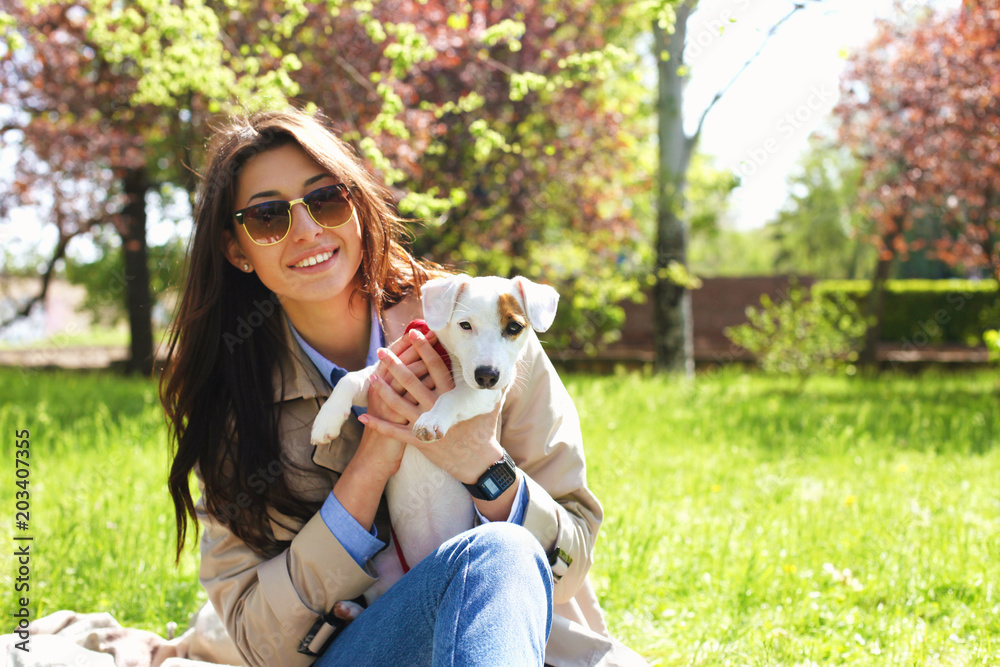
309, 274, 559, 608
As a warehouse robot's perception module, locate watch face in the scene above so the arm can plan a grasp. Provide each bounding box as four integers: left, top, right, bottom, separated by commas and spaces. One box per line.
481, 478, 502, 498
465, 450, 517, 500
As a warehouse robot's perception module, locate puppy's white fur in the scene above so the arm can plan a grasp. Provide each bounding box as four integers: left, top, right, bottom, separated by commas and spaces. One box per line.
310, 275, 559, 602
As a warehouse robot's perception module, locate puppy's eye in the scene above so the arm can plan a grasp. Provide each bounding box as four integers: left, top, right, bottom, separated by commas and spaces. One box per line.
505, 322, 524, 336
459, 321, 472, 331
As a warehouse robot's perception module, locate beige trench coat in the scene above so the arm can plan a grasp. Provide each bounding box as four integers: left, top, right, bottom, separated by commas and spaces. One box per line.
195, 294, 647, 667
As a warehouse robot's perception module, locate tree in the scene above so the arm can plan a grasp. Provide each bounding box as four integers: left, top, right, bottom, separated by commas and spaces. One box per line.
836, 0, 1000, 364
217, 0, 653, 349
2, 0, 654, 360
652, 0, 815, 374
0, 0, 289, 374
765, 135, 875, 279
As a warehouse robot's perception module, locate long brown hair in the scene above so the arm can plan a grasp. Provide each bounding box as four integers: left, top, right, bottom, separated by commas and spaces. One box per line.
162, 107, 441, 559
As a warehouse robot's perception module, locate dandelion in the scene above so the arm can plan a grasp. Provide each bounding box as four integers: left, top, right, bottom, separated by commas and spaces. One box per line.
845, 494, 857, 507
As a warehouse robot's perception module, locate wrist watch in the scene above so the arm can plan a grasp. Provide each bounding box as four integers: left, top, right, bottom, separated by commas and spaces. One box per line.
463, 450, 517, 501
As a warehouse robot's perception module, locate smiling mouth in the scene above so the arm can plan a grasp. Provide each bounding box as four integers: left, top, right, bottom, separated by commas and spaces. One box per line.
291, 250, 336, 268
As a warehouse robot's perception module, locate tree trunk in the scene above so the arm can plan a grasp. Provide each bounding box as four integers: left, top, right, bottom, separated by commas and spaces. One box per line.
653, 4, 695, 376
121, 167, 155, 376
858, 246, 895, 369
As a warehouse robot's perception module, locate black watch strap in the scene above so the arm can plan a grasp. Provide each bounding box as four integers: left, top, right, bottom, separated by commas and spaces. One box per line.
463, 450, 517, 501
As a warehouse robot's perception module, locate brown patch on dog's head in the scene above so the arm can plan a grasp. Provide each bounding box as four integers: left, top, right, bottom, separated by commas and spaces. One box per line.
497, 293, 528, 339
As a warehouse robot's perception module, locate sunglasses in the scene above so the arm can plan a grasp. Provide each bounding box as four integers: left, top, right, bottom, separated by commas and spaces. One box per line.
233, 183, 355, 246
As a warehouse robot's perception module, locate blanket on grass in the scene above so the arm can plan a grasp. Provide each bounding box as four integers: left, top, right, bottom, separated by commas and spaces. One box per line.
2, 602, 242, 667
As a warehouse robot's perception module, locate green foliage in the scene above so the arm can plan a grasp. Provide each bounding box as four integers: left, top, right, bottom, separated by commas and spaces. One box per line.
9, 0, 667, 353
688, 226, 779, 277
0, 10, 26, 51
85, 0, 299, 110
522, 228, 650, 353
725, 281, 867, 381
765, 136, 876, 279
685, 152, 740, 239
813, 279, 1000, 346
677, 153, 744, 280
659, 260, 702, 290
985, 330, 999, 362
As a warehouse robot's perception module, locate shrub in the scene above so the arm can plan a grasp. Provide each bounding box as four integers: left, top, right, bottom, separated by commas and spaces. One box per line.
812, 279, 1000, 347
985, 329, 999, 363
724, 281, 867, 382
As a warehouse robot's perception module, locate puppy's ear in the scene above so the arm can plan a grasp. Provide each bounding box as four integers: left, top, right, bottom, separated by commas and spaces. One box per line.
421, 275, 470, 331
511, 276, 559, 332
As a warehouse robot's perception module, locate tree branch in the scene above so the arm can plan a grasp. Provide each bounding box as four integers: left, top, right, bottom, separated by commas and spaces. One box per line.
0, 217, 100, 331
687, 0, 814, 153
335, 55, 378, 95
0, 234, 71, 331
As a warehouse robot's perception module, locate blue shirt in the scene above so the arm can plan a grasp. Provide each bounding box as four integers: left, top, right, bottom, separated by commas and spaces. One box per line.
290, 310, 528, 568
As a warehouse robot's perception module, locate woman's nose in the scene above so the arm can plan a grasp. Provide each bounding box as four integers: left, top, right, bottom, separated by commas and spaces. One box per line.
288, 201, 323, 241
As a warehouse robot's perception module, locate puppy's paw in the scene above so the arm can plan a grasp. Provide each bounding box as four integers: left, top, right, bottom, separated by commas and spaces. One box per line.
311, 408, 351, 445
413, 414, 448, 442
332, 600, 364, 624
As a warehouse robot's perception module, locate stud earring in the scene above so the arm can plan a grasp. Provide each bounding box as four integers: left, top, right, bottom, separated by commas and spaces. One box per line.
243, 263, 251, 272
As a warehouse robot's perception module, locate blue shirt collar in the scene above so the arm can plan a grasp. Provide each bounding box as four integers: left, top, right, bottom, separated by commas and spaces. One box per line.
289, 304, 385, 388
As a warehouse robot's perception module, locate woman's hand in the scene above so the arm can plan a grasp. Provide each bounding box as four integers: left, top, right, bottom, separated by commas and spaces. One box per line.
333, 330, 437, 528
359, 328, 505, 486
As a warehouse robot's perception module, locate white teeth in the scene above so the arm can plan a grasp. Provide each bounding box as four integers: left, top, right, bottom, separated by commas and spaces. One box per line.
293, 251, 334, 268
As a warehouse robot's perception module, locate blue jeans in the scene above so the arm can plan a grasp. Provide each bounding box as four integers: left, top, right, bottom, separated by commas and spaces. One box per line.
315, 522, 554, 666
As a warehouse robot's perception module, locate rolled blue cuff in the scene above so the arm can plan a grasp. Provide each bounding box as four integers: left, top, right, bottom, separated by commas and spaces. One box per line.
475, 475, 528, 526
320, 491, 386, 568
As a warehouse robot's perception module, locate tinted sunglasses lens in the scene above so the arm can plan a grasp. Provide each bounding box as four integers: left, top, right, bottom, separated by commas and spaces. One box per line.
305, 186, 353, 228
243, 202, 290, 245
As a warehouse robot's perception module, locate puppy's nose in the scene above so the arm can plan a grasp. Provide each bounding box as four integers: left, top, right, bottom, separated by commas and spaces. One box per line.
474, 366, 500, 389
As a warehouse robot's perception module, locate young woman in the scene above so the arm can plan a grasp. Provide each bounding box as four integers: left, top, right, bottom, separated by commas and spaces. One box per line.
161, 107, 643, 666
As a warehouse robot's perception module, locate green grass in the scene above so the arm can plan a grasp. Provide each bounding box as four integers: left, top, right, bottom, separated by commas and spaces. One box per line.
1, 367, 998, 664
0, 368, 203, 630
573, 369, 1000, 665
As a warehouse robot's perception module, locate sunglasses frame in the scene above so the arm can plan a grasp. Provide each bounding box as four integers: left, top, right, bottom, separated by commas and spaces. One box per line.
233, 183, 355, 247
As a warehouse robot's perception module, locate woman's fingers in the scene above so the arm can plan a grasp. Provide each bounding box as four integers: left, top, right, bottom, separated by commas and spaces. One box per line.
376, 348, 437, 409
358, 411, 415, 442
380, 330, 440, 368
386, 361, 430, 396
408, 329, 455, 392
366, 374, 419, 424
376, 330, 441, 394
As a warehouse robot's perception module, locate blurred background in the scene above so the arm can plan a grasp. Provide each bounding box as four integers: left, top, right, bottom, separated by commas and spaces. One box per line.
1, 0, 996, 376
1, 2, 999, 664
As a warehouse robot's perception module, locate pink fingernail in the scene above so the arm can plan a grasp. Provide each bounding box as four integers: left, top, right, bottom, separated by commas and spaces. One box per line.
358, 414, 369, 425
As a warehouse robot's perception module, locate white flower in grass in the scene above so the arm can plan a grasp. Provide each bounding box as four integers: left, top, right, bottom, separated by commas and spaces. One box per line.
823, 562, 864, 591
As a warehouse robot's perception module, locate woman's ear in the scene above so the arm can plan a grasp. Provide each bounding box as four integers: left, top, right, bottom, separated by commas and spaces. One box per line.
222, 230, 253, 272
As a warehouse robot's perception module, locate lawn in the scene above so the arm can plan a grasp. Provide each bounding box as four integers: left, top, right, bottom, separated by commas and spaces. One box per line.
1, 366, 998, 665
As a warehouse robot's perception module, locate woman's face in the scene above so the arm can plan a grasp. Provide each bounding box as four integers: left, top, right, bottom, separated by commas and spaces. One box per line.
225, 143, 364, 316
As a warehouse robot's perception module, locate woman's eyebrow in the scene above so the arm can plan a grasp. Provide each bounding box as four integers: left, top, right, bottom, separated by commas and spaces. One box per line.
246, 173, 335, 204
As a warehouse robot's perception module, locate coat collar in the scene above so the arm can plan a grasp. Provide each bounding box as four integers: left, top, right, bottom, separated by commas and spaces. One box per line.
271, 292, 424, 404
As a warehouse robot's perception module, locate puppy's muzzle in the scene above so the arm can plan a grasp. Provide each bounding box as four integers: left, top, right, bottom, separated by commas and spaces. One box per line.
474, 365, 500, 389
